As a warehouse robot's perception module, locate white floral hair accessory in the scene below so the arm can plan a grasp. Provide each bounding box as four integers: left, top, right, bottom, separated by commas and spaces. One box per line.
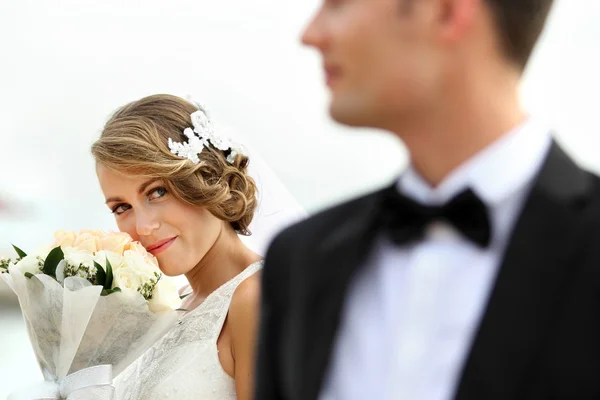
167, 103, 244, 165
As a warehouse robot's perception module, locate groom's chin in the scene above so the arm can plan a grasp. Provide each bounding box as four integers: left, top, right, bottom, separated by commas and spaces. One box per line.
329, 98, 377, 129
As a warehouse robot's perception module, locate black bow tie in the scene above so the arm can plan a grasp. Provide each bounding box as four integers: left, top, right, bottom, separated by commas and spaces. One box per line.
380, 186, 492, 248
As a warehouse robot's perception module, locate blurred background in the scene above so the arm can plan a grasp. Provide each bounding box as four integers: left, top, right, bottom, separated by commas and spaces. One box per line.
1, 0, 599, 395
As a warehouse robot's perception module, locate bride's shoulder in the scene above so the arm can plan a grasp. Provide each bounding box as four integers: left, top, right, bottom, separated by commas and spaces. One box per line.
228, 272, 261, 332
230, 272, 261, 313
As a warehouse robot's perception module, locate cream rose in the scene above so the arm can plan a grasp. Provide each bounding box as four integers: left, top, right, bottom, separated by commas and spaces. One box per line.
78, 229, 108, 239
53, 230, 77, 248
72, 232, 100, 253
99, 232, 132, 254
148, 275, 181, 312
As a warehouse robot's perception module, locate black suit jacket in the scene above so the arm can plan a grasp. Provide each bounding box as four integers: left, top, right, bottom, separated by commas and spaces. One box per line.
255, 143, 600, 400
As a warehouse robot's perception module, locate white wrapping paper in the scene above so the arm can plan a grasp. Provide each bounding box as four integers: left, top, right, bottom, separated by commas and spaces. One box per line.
3, 266, 180, 399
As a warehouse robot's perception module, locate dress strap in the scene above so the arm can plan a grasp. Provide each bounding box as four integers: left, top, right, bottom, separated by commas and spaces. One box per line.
212, 261, 263, 338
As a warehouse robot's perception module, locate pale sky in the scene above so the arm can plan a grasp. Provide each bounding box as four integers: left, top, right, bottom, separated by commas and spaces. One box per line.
0, 0, 599, 249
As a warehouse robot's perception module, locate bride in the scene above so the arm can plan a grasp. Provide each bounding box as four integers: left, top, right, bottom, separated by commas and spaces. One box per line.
92, 94, 305, 399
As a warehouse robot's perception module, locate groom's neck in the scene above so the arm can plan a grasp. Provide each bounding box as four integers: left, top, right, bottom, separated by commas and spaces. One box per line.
392, 66, 525, 187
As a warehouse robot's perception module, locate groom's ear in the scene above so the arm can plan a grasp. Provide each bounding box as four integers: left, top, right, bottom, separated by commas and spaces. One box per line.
391, 0, 479, 50
393, 0, 477, 33
422, 0, 554, 70
433, 0, 478, 42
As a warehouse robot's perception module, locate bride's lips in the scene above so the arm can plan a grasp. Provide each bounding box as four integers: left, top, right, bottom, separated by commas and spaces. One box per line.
146, 237, 177, 256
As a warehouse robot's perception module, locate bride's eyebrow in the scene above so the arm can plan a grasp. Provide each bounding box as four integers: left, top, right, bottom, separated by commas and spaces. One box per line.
137, 178, 161, 195
105, 196, 123, 204
105, 179, 161, 204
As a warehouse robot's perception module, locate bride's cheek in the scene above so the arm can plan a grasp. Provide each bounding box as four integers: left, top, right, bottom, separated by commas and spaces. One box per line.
117, 218, 136, 241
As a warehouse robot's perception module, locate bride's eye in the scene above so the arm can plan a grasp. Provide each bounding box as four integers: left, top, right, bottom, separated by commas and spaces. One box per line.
147, 186, 168, 201
111, 203, 131, 215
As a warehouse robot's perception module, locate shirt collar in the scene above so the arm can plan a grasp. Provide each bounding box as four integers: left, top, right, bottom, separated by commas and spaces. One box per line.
398, 117, 553, 207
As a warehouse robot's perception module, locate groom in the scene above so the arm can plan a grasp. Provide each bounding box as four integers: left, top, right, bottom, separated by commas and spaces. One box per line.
256, 0, 600, 399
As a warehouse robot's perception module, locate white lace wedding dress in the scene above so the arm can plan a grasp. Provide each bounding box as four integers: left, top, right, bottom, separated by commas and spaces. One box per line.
113, 261, 263, 399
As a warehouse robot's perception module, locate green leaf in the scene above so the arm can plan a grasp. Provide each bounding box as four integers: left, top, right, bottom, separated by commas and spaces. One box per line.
24, 272, 34, 279
101, 287, 122, 296
43, 246, 64, 278
104, 257, 114, 290
12, 244, 27, 259
179, 292, 191, 300
94, 262, 106, 287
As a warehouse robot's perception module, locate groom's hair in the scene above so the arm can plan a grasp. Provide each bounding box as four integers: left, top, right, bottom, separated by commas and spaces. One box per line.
485, 0, 555, 68
400, 0, 554, 69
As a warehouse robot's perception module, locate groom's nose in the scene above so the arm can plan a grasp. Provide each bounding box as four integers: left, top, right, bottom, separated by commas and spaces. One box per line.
302, 7, 327, 51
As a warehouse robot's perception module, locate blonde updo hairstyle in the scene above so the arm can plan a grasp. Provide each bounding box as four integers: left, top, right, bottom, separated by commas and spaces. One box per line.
92, 94, 258, 235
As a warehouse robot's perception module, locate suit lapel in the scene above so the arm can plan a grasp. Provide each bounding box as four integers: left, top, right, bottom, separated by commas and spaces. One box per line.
454, 142, 593, 399
297, 188, 386, 400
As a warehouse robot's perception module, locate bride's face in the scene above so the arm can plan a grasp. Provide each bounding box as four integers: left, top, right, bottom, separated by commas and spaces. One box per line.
96, 164, 223, 276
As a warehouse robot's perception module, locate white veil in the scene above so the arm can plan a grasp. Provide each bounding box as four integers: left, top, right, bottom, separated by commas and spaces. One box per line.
218, 123, 308, 257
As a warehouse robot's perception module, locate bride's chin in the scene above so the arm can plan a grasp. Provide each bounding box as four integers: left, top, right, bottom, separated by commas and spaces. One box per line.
154, 256, 174, 275
155, 258, 188, 277
157, 267, 179, 277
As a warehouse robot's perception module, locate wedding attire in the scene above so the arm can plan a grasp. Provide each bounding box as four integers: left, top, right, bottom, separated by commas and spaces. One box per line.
111, 109, 306, 400
256, 118, 600, 399
113, 261, 263, 400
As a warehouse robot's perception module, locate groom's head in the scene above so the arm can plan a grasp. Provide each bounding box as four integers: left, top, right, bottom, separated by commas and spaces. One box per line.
302, 0, 554, 129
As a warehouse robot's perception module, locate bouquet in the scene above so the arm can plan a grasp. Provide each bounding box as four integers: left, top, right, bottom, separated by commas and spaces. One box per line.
1, 230, 183, 400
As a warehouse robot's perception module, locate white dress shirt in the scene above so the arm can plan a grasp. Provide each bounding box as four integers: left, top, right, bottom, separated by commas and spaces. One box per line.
319, 118, 552, 400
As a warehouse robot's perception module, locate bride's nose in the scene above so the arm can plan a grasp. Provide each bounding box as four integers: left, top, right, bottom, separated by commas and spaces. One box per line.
136, 209, 161, 237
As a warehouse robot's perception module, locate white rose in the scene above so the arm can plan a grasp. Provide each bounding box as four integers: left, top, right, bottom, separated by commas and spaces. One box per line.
113, 250, 157, 291
93, 250, 124, 271
14, 255, 43, 275
128, 242, 159, 268
62, 247, 98, 281
63, 247, 95, 269
147, 275, 181, 312
121, 248, 159, 277
112, 264, 146, 292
